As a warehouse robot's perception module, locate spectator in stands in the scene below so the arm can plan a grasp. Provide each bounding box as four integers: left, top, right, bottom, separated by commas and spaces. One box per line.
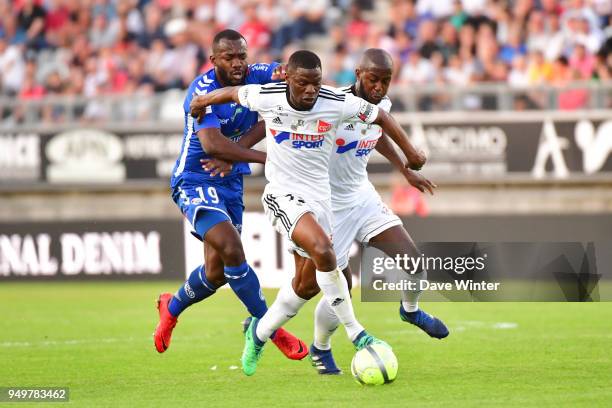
438, 20, 458, 62
137, 2, 164, 48
508, 55, 529, 87
499, 23, 526, 65
239, 1, 270, 56
569, 43, 595, 79
400, 50, 434, 84
0, 36, 25, 95
527, 50, 553, 84
17, 0, 47, 50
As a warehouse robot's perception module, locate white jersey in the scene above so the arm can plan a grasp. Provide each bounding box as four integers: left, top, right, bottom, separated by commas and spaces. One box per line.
238, 83, 379, 200
329, 85, 392, 210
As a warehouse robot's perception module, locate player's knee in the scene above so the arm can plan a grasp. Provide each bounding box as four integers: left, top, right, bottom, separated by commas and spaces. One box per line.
219, 241, 245, 264
293, 279, 320, 300
310, 239, 335, 270
206, 268, 226, 288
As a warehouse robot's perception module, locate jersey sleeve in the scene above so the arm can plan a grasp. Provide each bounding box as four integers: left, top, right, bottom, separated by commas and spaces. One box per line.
193, 106, 220, 133
379, 97, 392, 113
237, 84, 265, 112
184, 79, 221, 133
248, 62, 282, 84
341, 92, 380, 124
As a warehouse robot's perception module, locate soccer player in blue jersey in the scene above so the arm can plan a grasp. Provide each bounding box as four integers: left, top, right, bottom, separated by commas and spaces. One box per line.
154, 29, 307, 360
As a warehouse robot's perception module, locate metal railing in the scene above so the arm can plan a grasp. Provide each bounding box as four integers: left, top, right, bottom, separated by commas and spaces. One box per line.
387, 81, 612, 113
1, 82, 611, 129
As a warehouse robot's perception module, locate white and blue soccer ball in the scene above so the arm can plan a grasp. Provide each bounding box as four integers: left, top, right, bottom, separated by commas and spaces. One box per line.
351, 343, 398, 385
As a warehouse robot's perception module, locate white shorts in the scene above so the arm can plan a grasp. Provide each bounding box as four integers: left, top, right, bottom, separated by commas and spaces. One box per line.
261, 184, 333, 258
333, 190, 402, 270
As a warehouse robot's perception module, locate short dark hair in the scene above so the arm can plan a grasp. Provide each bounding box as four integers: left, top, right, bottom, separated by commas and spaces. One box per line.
212, 29, 246, 47
287, 50, 322, 71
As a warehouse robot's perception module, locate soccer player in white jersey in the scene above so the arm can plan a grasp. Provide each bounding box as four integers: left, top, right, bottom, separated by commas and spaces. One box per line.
289, 49, 450, 375
189, 50, 426, 376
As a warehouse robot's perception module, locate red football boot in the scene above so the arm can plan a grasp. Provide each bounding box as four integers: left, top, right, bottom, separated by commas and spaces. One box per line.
154, 293, 177, 353
271, 327, 308, 360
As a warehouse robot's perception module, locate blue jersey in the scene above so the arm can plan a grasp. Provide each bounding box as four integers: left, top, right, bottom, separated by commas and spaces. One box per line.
171, 62, 280, 187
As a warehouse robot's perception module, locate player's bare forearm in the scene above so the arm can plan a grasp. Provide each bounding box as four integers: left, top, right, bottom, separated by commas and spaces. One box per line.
237, 120, 267, 148
375, 134, 406, 172
374, 110, 426, 170
376, 134, 436, 194
197, 128, 266, 164
190, 87, 241, 121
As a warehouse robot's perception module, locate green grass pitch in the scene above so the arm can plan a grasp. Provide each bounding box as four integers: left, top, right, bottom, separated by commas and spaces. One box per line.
1, 282, 611, 407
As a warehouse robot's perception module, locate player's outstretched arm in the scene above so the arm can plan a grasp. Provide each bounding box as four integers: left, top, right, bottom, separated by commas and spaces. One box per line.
197, 127, 266, 164
375, 134, 436, 195
373, 110, 426, 171
375, 133, 406, 171
190, 86, 242, 121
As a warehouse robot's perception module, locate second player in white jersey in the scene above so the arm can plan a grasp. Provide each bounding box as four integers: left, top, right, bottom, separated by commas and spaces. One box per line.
329, 85, 402, 270
329, 86, 392, 210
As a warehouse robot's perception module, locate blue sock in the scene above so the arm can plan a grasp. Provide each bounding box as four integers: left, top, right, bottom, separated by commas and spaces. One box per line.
168, 265, 218, 317
224, 261, 268, 318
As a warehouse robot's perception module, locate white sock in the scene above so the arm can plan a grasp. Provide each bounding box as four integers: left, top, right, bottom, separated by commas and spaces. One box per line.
255, 282, 307, 342
313, 297, 339, 350
401, 270, 427, 313
316, 268, 364, 341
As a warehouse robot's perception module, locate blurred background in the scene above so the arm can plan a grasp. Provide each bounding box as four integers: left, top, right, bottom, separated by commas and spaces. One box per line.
1, 0, 611, 283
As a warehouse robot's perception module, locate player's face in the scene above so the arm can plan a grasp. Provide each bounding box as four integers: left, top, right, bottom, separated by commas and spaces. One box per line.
356, 67, 392, 105
286, 67, 322, 110
211, 39, 248, 86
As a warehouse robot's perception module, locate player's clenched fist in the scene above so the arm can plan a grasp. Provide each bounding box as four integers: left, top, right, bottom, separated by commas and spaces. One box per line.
190, 95, 211, 122
405, 150, 427, 171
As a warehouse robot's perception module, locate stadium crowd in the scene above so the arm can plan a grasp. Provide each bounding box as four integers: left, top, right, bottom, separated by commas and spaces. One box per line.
1, 0, 611, 116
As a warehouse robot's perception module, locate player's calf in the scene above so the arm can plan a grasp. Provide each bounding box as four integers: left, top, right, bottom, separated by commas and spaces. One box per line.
167, 265, 219, 317
207, 222, 269, 319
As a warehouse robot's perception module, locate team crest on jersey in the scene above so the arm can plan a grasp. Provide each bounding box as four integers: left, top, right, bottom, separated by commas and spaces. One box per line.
270, 129, 324, 149
335, 137, 378, 156
291, 119, 305, 131
317, 120, 332, 133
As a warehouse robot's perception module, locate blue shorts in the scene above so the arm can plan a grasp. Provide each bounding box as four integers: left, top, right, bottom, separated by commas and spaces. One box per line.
172, 175, 244, 240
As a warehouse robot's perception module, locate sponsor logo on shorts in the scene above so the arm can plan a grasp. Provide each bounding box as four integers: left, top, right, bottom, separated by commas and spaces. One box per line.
191, 198, 202, 205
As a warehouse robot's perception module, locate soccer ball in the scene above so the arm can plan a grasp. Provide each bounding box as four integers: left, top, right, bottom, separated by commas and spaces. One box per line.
351, 343, 398, 385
